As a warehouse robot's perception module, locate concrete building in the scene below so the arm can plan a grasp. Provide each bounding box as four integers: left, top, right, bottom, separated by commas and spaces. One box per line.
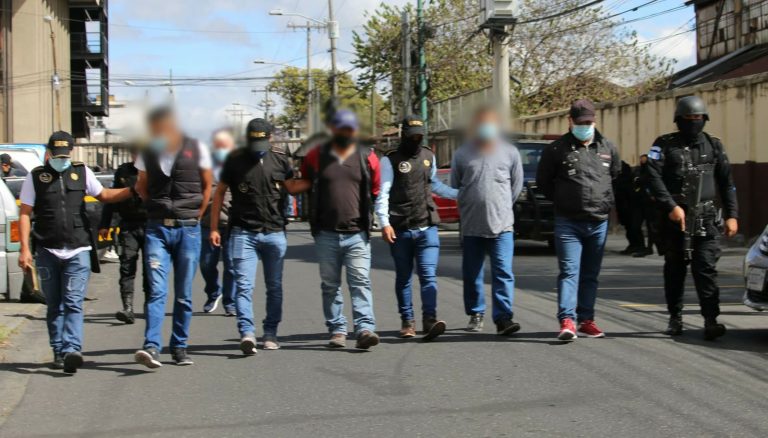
0, 0, 108, 143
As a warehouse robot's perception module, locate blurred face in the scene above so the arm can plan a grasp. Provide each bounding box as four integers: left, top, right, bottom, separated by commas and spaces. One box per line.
148, 115, 182, 151
1, 163, 9, 173
331, 126, 357, 148
470, 110, 500, 146
213, 132, 235, 151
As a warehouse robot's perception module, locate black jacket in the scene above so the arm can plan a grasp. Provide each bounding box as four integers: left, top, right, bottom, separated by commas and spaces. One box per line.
536, 130, 621, 221
645, 131, 738, 219
99, 161, 146, 229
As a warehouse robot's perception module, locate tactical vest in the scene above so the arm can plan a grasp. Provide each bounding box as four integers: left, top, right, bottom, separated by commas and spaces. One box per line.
664, 132, 718, 205
31, 163, 91, 249
387, 146, 440, 230
143, 137, 203, 220
228, 150, 286, 232
114, 163, 147, 224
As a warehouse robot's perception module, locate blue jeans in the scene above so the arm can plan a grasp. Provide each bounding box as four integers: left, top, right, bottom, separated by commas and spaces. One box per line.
36, 248, 91, 354
554, 217, 608, 322
389, 226, 440, 321
200, 226, 235, 310
143, 223, 202, 350
315, 231, 375, 335
228, 228, 287, 338
462, 232, 515, 323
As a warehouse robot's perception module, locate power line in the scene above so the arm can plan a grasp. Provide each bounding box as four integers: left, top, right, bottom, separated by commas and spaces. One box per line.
518, 0, 607, 24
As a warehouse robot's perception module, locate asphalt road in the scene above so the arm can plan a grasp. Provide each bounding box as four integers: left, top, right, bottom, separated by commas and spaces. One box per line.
1, 227, 767, 438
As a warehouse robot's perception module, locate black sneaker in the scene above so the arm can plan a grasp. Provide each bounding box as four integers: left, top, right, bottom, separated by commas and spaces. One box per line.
355, 330, 380, 350
665, 317, 683, 336
62, 351, 83, 374
135, 347, 163, 369
203, 295, 222, 313
422, 317, 446, 342
467, 313, 484, 332
115, 309, 135, 324
496, 319, 521, 336
703, 319, 726, 341
51, 352, 64, 370
171, 348, 194, 366
224, 307, 237, 317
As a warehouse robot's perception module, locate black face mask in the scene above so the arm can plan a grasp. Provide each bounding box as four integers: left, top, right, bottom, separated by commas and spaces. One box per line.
676, 118, 706, 140
333, 135, 354, 148
400, 136, 421, 156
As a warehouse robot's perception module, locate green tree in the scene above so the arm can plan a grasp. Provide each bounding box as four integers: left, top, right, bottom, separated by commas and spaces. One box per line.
352, 0, 675, 118
268, 67, 390, 135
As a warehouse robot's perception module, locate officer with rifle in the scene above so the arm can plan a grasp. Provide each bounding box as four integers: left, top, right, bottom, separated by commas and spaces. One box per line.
645, 96, 739, 340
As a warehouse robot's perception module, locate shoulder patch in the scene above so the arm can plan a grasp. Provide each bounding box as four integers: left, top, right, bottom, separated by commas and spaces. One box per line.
648, 145, 662, 160
71, 161, 85, 166
31, 165, 44, 173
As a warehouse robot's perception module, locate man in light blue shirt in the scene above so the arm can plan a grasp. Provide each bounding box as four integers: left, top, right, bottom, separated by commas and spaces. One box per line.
451, 107, 524, 335
375, 115, 457, 340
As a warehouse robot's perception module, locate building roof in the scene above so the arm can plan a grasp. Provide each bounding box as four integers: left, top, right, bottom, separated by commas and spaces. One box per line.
669, 43, 768, 89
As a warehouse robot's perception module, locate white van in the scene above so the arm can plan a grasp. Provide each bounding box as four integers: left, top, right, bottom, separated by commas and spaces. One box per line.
0, 178, 25, 300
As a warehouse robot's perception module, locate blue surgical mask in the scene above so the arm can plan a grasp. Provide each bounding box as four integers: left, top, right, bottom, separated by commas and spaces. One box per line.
213, 148, 229, 163
49, 157, 71, 173
571, 124, 595, 142
149, 137, 168, 153
476, 123, 499, 141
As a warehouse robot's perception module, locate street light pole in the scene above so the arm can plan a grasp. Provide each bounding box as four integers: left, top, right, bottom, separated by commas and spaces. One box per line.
43, 16, 61, 132
417, 0, 428, 146
327, 0, 339, 100
285, 21, 324, 134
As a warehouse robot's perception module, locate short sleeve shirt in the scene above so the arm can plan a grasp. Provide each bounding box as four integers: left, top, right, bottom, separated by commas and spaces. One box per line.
135, 141, 212, 175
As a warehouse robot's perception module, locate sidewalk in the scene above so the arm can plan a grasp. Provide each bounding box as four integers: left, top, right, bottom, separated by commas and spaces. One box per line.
0, 301, 45, 356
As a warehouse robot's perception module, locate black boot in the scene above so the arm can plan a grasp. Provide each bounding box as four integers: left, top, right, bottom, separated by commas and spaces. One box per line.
665, 316, 683, 336
703, 318, 726, 341
115, 292, 135, 324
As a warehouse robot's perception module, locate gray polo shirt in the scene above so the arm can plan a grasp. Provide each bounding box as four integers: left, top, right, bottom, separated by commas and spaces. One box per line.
450, 140, 524, 238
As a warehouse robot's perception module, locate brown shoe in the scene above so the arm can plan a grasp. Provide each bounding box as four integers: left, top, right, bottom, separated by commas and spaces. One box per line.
422, 317, 446, 342
328, 333, 347, 348
355, 330, 380, 349
399, 320, 417, 338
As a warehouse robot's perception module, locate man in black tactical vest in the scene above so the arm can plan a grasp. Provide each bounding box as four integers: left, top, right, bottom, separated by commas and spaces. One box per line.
133, 107, 213, 368
99, 147, 148, 325
18, 131, 132, 373
210, 118, 292, 354
645, 96, 739, 340
374, 115, 457, 340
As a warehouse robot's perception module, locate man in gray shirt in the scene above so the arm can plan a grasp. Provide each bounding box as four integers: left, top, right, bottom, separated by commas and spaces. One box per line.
451, 107, 524, 335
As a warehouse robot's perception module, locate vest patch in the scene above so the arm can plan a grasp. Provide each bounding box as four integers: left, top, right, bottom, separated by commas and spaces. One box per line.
39, 172, 52, 183
238, 182, 249, 193
398, 161, 412, 173
70, 172, 79, 181
423, 159, 430, 167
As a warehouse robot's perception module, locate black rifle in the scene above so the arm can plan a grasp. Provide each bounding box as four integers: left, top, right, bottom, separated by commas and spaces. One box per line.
681, 147, 711, 262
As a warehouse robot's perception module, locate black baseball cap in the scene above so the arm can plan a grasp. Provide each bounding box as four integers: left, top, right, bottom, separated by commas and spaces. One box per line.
0, 154, 11, 165
569, 99, 596, 124
246, 118, 273, 152
47, 131, 74, 157
401, 115, 425, 137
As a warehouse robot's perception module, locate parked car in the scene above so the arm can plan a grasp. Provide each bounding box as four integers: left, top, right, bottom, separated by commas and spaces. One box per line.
432, 137, 556, 247
743, 225, 768, 311
0, 178, 26, 301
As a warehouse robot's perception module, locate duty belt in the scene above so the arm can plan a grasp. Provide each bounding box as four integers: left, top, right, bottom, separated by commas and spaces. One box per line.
149, 218, 200, 227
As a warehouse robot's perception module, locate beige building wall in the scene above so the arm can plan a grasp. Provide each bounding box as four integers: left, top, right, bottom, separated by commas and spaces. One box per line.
515, 72, 768, 166
7, 0, 71, 143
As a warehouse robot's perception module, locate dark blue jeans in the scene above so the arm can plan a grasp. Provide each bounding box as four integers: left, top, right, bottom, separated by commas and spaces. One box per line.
554, 217, 608, 322
200, 226, 235, 311
228, 228, 287, 338
462, 232, 515, 323
389, 226, 440, 321
36, 248, 91, 354
143, 222, 202, 350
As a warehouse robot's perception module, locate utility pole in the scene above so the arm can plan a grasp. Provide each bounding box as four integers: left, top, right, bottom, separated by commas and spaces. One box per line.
491, 28, 511, 128
417, 0, 428, 146
370, 69, 376, 136
327, 0, 339, 100
43, 16, 61, 131
288, 21, 324, 134
401, 10, 411, 118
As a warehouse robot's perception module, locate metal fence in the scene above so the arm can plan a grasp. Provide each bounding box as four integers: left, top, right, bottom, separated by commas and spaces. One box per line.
72, 143, 133, 171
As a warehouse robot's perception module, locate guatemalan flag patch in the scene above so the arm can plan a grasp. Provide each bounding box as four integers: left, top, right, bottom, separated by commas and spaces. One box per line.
649, 145, 662, 160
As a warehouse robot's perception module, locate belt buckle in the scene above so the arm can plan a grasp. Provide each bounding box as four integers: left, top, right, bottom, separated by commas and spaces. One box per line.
163, 218, 175, 227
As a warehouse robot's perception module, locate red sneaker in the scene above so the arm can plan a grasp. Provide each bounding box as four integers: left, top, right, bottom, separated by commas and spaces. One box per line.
577, 320, 605, 338
558, 319, 577, 341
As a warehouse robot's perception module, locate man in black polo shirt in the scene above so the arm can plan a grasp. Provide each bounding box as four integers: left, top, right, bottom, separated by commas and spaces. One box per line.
133, 107, 213, 368
284, 109, 381, 350
210, 118, 292, 354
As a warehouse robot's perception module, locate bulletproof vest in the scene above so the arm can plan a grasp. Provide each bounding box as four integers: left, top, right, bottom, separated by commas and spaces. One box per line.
143, 137, 203, 220
229, 151, 286, 232
387, 146, 440, 230
670, 133, 718, 204
31, 163, 91, 249
114, 162, 147, 224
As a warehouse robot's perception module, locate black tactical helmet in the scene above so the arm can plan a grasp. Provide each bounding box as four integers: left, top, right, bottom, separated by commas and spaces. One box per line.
674, 96, 709, 121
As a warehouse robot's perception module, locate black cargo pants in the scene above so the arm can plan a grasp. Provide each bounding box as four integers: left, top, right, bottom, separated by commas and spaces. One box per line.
117, 225, 149, 301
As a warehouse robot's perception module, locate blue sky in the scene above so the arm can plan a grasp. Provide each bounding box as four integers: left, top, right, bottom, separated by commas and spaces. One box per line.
108, 0, 696, 139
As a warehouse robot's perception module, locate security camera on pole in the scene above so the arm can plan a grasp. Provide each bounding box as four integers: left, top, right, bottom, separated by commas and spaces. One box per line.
479, 0, 519, 128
